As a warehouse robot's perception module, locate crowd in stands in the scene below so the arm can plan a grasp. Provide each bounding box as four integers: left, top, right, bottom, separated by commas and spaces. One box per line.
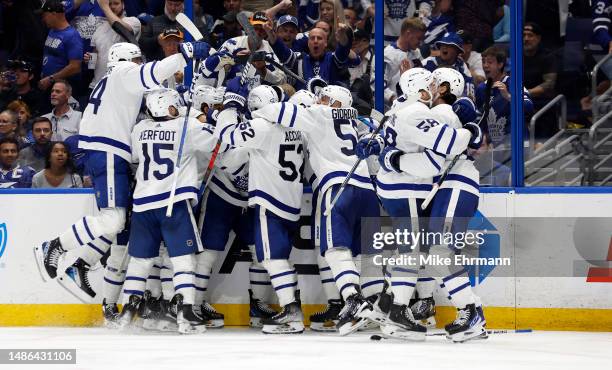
0, 0, 611, 188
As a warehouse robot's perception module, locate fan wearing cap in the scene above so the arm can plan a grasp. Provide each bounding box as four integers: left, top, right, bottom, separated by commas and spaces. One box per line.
422, 0, 455, 47
276, 15, 300, 50
88, 0, 142, 89
523, 22, 557, 100
422, 32, 474, 99
0, 60, 47, 117
37, 0, 84, 92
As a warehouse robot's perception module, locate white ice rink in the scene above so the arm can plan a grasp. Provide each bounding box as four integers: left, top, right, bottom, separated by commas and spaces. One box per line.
0, 327, 610, 370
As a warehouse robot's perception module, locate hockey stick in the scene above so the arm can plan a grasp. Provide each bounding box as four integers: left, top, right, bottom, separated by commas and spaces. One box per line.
237, 11, 262, 53
166, 14, 205, 217
324, 109, 387, 216
111, 21, 138, 45
420, 78, 494, 211
263, 54, 307, 85
370, 329, 532, 341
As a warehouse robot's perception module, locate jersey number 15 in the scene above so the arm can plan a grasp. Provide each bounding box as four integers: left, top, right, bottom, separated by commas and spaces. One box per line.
142, 143, 174, 180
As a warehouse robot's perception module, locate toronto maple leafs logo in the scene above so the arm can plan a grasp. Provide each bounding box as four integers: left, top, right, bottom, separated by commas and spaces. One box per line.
386, 0, 410, 19
487, 109, 508, 145
232, 174, 249, 193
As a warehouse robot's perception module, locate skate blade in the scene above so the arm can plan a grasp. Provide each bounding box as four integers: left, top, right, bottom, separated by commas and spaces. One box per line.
309, 320, 338, 332
205, 319, 224, 329
448, 325, 487, 343
381, 324, 426, 341
155, 319, 178, 332
365, 310, 388, 327
33, 244, 52, 282
104, 318, 121, 330
338, 316, 369, 336
250, 317, 263, 328
262, 322, 305, 334
56, 275, 95, 303
178, 323, 207, 334
359, 319, 380, 331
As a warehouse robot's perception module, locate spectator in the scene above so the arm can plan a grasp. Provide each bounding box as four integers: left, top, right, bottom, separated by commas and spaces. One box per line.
343, 7, 359, 29
0, 0, 47, 72
88, 0, 142, 90
6, 100, 34, 147
0, 110, 19, 142
454, 0, 503, 51
0, 59, 48, 116
210, 11, 243, 49
140, 0, 208, 61
37, 0, 84, 93
0, 136, 35, 188
43, 80, 82, 142
18, 117, 53, 172
361, 0, 432, 45
349, 28, 374, 114
493, 2, 510, 43
462, 32, 485, 85
158, 28, 185, 89
592, 0, 612, 55
422, 32, 474, 98
422, 0, 455, 49
266, 20, 354, 90
275, 15, 300, 50
32, 141, 83, 188
383, 17, 426, 105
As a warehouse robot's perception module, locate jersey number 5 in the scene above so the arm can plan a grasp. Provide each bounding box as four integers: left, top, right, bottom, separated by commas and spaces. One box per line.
142, 143, 174, 180
333, 119, 357, 156
278, 144, 303, 182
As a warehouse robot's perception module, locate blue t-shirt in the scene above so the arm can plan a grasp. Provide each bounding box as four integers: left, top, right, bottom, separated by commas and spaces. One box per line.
0, 165, 35, 188
42, 26, 84, 77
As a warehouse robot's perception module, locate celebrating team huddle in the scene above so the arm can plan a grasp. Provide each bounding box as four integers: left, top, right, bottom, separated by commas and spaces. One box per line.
33, 35, 486, 342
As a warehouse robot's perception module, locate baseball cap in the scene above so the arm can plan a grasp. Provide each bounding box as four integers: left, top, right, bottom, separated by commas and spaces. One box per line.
436, 32, 464, 53
7, 59, 34, 73
277, 15, 298, 28
250, 11, 268, 26
37, 0, 65, 14
161, 28, 184, 40
524, 22, 542, 36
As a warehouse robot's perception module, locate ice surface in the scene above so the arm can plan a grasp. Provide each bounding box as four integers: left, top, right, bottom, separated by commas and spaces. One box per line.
0, 327, 610, 370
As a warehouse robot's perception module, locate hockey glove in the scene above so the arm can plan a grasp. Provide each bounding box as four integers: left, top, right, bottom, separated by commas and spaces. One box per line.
179, 41, 211, 62
307, 76, 328, 95
204, 51, 235, 72
463, 122, 483, 150
355, 135, 384, 159
379, 146, 403, 173
452, 97, 477, 125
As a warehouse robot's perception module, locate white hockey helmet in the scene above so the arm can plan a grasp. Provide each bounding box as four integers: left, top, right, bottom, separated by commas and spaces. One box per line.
432, 67, 465, 98
145, 88, 181, 118
107, 42, 142, 68
248, 85, 284, 112
289, 89, 316, 107
193, 85, 225, 110
398, 68, 435, 105
317, 85, 352, 108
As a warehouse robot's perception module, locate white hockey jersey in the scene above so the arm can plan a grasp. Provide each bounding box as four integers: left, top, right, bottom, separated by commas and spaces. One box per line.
79, 54, 187, 162
209, 143, 251, 208
430, 104, 479, 196
377, 101, 471, 199
253, 103, 373, 197
131, 117, 217, 212
214, 108, 304, 221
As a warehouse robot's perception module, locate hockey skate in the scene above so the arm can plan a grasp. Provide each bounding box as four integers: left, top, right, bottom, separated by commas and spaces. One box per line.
262, 292, 304, 334
199, 301, 224, 328
102, 299, 120, 329
445, 303, 487, 343
309, 299, 343, 332
381, 303, 427, 341
57, 259, 96, 302
249, 289, 277, 328
363, 289, 393, 329
153, 298, 179, 332
118, 294, 143, 330
411, 296, 436, 328
34, 238, 65, 281
175, 294, 207, 334
336, 292, 373, 336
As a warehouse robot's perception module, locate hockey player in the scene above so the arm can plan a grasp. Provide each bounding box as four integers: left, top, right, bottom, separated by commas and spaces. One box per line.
34, 41, 211, 316
119, 88, 217, 334
214, 84, 305, 334
253, 85, 383, 336
355, 68, 475, 340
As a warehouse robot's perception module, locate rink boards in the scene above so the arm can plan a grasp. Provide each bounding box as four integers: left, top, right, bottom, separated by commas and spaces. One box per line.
0, 189, 611, 331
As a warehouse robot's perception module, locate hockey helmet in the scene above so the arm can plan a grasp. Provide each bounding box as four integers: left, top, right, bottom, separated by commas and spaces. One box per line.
432, 67, 465, 99
317, 85, 352, 108
108, 42, 142, 68
289, 89, 316, 107
145, 88, 181, 118
398, 68, 435, 106
248, 85, 284, 112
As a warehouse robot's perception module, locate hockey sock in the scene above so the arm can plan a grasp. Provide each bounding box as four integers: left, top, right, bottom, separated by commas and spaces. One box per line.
359, 255, 385, 299
195, 249, 219, 306
103, 244, 129, 304
325, 248, 359, 301
171, 254, 197, 305
59, 208, 126, 250
416, 277, 436, 299
248, 245, 272, 302
317, 253, 340, 300
160, 246, 174, 300
389, 255, 418, 305
261, 259, 297, 307
123, 257, 154, 302
441, 268, 475, 308
145, 258, 161, 299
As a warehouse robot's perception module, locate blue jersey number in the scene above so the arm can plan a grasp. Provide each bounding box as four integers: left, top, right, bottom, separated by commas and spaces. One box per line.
416, 119, 440, 132
88, 77, 108, 115
333, 119, 357, 156
142, 143, 175, 181
278, 144, 303, 182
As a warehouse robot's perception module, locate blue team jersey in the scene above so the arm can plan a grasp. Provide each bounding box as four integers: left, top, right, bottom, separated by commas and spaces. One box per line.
592, 0, 612, 49
0, 165, 35, 188
422, 56, 474, 98
42, 26, 84, 77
